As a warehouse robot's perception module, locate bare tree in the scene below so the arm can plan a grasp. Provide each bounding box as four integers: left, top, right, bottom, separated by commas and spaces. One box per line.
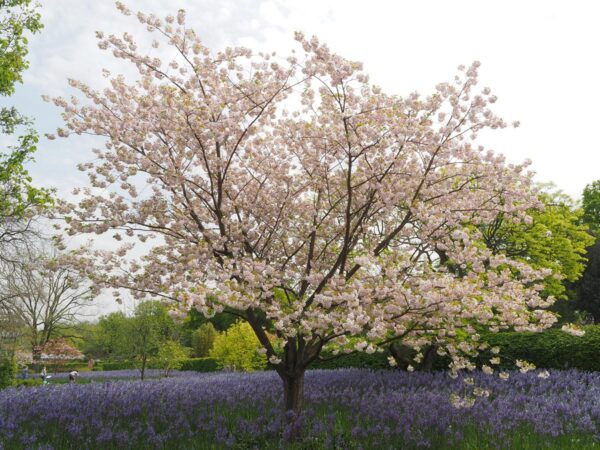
0, 242, 92, 354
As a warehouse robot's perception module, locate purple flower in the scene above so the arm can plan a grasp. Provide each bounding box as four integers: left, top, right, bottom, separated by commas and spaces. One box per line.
1, 369, 599, 448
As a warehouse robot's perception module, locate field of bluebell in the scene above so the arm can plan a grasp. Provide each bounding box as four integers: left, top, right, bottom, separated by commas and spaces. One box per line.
1, 369, 599, 449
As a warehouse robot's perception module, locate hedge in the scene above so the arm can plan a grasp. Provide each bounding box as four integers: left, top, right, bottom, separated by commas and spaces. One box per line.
95, 358, 220, 373
100, 361, 137, 371
29, 361, 88, 373
310, 350, 389, 370
311, 325, 600, 372
480, 325, 600, 372
180, 357, 220, 372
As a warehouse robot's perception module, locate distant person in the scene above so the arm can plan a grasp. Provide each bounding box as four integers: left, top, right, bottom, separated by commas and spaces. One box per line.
87, 358, 94, 370
21, 367, 28, 379
40, 366, 47, 384
68, 370, 79, 383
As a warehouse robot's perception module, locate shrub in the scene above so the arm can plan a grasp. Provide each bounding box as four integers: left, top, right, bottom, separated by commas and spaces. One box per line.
191, 323, 217, 357
0, 357, 17, 389
209, 322, 267, 371
15, 378, 42, 388
152, 340, 189, 376
179, 357, 220, 372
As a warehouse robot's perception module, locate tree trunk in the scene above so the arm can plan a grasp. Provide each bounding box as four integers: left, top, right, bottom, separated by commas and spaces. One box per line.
421, 345, 437, 372
41, 325, 52, 348
31, 329, 39, 356
282, 371, 305, 414
140, 356, 146, 380
389, 342, 437, 371
389, 342, 412, 369
281, 370, 305, 441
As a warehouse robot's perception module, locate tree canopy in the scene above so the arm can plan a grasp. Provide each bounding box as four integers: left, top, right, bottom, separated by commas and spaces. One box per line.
0, 0, 51, 258
95, 301, 175, 379
574, 239, 600, 323
0, 0, 42, 95
582, 180, 600, 236
479, 186, 593, 302
572, 179, 600, 321
0, 241, 93, 354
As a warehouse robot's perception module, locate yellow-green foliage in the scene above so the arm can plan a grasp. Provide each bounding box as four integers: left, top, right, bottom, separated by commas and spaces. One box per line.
209, 321, 266, 371
153, 340, 189, 376
479, 187, 594, 300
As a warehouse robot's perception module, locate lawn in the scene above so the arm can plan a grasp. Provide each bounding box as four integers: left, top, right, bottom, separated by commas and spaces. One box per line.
1, 369, 599, 449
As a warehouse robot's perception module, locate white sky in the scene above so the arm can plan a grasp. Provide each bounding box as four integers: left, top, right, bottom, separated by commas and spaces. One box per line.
3, 0, 600, 316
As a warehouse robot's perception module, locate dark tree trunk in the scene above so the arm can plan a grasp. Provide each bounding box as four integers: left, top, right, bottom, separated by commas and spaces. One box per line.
421, 345, 437, 372
280, 370, 306, 441
282, 370, 305, 414
389, 342, 438, 371
245, 313, 317, 440
389, 342, 412, 369
31, 329, 39, 356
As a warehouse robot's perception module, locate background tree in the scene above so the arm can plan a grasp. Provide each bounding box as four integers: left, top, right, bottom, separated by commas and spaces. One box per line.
572, 179, 600, 321
36, 338, 83, 373
0, 242, 93, 354
53, 5, 560, 419
51, 320, 98, 357
0, 355, 15, 388
127, 301, 173, 380
180, 307, 236, 347
582, 180, 600, 236
0, 0, 43, 94
93, 302, 176, 378
93, 311, 129, 359
152, 339, 188, 377
98, 301, 175, 379
190, 322, 217, 357
0, 3, 50, 378
0, 0, 51, 260
574, 239, 600, 322
478, 185, 593, 315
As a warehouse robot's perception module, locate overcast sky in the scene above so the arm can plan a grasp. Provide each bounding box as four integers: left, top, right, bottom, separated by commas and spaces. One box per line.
3, 0, 599, 315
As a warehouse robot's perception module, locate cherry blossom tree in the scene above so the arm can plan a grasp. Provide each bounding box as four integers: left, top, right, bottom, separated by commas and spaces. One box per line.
49, 4, 558, 417
37, 338, 83, 362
